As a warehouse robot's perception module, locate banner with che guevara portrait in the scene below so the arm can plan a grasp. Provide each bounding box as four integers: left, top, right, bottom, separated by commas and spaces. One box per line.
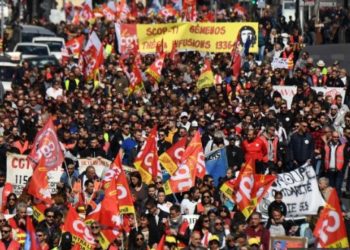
117, 22, 259, 53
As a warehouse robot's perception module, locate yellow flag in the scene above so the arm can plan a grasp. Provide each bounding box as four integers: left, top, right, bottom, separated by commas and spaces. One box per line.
197, 59, 214, 90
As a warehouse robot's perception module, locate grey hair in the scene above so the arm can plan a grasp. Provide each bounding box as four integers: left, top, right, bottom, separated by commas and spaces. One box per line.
319, 177, 329, 187
16, 202, 27, 211
214, 130, 225, 139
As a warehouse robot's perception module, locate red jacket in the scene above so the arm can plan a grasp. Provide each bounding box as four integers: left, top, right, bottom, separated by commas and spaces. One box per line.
0, 239, 21, 250
242, 137, 267, 162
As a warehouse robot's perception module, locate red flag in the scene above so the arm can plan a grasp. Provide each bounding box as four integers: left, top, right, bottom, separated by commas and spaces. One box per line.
231, 34, 241, 77
127, 65, 144, 96
28, 118, 64, 170
102, 4, 115, 21
146, 52, 166, 83
163, 131, 204, 195
71, 244, 81, 250
181, 130, 205, 179
159, 135, 187, 175
254, 175, 277, 204
80, 2, 95, 22
63, 207, 95, 248
28, 157, 52, 204
169, 41, 181, 64
134, 126, 160, 184
314, 188, 349, 248
26, 216, 42, 250
65, 35, 84, 57
233, 3, 247, 16
83, 46, 99, 81
156, 235, 166, 250
99, 176, 121, 229
156, 38, 164, 57
101, 154, 135, 214
232, 158, 256, 218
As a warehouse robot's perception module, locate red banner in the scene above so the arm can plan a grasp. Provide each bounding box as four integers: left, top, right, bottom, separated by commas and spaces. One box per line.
66, 35, 85, 56
28, 157, 52, 204
145, 52, 166, 83
28, 118, 64, 170
120, 24, 137, 53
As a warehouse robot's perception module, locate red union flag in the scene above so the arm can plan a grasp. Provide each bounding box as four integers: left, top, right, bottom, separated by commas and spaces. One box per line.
28, 118, 64, 170
63, 207, 95, 248
314, 188, 349, 248
133, 126, 160, 184
159, 136, 187, 176
28, 157, 52, 204
102, 4, 115, 21
181, 130, 205, 179
232, 158, 256, 218
65, 35, 84, 56
145, 52, 166, 83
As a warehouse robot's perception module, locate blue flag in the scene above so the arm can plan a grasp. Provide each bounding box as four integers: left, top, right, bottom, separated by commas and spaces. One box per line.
244, 35, 251, 56
205, 148, 228, 186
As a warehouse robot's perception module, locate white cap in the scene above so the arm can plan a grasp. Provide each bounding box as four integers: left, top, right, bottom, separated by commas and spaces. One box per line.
180, 112, 188, 118
191, 121, 198, 127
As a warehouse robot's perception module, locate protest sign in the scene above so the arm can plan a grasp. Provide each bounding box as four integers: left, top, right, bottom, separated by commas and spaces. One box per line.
257, 164, 325, 219
118, 22, 259, 53
271, 58, 289, 70
7, 154, 62, 196
182, 215, 199, 230
273, 86, 345, 108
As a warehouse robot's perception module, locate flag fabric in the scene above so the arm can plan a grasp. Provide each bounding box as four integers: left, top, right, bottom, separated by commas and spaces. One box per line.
102, 154, 135, 214
32, 198, 51, 223
156, 38, 164, 57
231, 34, 241, 77
169, 41, 181, 64
133, 126, 160, 184
24, 216, 41, 250
254, 174, 277, 205
28, 118, 64, 170
146, 52, 166, 83
127, 65, 144, 96
65, 35, 85, 57
71, 244, 81, 250
102, 4, 115, 21
63, 207, 95, 248
99, 176, 121, 229
82, 46, 100, 82
233, 3, 247, 16
232, 158, 256, 218
28, 157, 52, 204
80, 0, 95, 23
314, 188, 349, 248
159, 136, 187, 176
197, 59, 214, 90
205, 148, 228, 187
156, 235, 166, 250
100, 229, 120, 249
163, 130, 205, 195
159, 5, 178, 18
220, 179, 235, 199
181, 130, 205, 179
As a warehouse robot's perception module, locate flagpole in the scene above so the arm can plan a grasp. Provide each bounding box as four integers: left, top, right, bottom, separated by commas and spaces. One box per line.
121, 214, 124, 250
63, 160, 73, 189
134, 212, 138, 232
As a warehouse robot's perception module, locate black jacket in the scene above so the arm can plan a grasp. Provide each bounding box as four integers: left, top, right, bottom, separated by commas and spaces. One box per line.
226, 145, 244, 170
148, 209, 169, 247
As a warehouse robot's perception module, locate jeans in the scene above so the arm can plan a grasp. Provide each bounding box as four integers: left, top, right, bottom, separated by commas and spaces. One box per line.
258, 46, 265, 61
327, 170, 344, 198
309, 31, 316, 45
315, 159, 321, 176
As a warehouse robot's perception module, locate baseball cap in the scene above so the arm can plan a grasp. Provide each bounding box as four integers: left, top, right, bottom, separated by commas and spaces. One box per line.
209, 235, 220, 243
180, 112, 188, 118
248, 238, 260, 246
61, 232, 72, 244
317, 91, 324, 96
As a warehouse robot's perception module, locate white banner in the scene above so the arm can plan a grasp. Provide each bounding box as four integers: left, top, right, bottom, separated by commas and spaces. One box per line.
273, 86, 345, 108
7, 154, 62, 196
257, 164, 325, 219
271, 58, 289, 70
78, 158, 136, 179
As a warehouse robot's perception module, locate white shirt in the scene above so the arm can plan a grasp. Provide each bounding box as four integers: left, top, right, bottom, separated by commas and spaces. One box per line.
46, 87, 63, 100
181, 198, 198, 215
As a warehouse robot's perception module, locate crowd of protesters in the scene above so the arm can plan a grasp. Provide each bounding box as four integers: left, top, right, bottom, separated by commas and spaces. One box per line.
0, 0, 350, 249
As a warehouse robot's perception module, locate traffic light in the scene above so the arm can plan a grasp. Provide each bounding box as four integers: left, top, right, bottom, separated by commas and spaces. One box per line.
252, 0, 256, 4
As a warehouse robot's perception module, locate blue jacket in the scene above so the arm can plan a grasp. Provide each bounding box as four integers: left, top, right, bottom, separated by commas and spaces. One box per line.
290, 132, 314, 163
60, 169, 79, 187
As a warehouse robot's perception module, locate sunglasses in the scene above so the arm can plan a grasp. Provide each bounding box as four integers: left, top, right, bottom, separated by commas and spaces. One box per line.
155, 182, 162, 184
91, 226, 100, 229
203, 196, 210, 198
0, 220, 5, 223
203, 220, 209, 223
46, 215, 54, 218
1, 230, 10, 234
37, 234, 43, 237
136, 238, 144, 241
215, 222, 223, 226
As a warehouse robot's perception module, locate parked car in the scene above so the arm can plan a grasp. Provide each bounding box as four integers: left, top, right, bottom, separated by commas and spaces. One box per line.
22, 55, 61, 73
8, 24, 55, 51
32, 37, 66, 60
14, 43, 51, 59
0, 53, 20, 91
